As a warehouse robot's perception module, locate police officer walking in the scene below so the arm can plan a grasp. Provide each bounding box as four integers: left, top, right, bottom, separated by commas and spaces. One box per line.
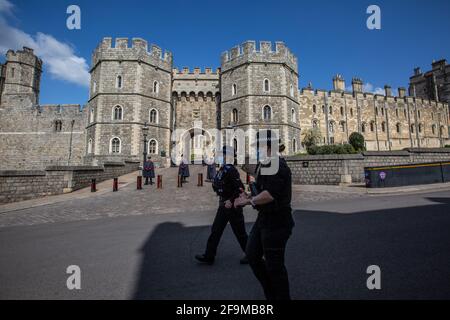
234, 132, 294, 300
195, 146, 248, 265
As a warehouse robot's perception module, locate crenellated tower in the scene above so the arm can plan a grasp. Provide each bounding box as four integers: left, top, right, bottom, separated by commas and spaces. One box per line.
220, 41, 301, 154
0, 47, 42, 107
86, 37, 173, 166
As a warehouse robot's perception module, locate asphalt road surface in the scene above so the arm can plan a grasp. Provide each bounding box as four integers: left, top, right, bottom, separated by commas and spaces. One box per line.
1, 189, 449, 299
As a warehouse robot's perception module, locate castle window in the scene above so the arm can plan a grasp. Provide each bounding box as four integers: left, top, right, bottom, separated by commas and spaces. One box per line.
113, 105, 123, 120
440, 126, 445, 136
232, 84, 237, 96
93, 81, 97, 93
418, 124, 423, 133
263, 79, 270, 93
290, 84, 294, 97
350, 108, 354, 117
381, 122, 386, 132
329, 106, 333, 115
340, 106, 344, 116
410, 124, 415, 134
263, 105, 272, 121
149, 139, 158, 155
153, 81, 159, 94
90, 108, 94, 123
110, 137, 121, 154
291, 108, 296, 122
340, 121, 346, 132
381, 108, 384, 116
404, 109, 407, 118
396, 123, 401, 133
361, 122, 366, 133
329, 121, 335, 133
312, 120, 319, 129
370, 121, 375, 132
313, 105, 317, 113
54, 120, 63, 132
149, 108, 158, 124
322, 105, 325, 113
432, 124, 436, 135
418, 110, 421, 119
395, 109, 399, 118
87, 139, 93, 154
232, 108, 238, 123
116, 75, 122, 89
11, 67, 15, 78
292, 138, 297, 153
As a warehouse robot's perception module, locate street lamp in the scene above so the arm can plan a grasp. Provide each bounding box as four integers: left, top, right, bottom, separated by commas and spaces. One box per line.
142, 122, 149, 173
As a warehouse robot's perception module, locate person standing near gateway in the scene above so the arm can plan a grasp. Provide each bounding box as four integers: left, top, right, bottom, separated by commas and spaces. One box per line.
143, 156, 155, 185
195, 146, 248, 265
234, 133, 294, 300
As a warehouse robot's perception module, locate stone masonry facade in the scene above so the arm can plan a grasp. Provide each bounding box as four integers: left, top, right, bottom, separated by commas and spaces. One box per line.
1, 39, 450, 170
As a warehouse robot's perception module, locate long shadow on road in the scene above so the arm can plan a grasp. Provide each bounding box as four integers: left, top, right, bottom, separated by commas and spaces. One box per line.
132, 197, 450, 300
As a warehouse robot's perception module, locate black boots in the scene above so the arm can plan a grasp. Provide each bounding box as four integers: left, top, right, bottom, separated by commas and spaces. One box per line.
195, 254, 214, 265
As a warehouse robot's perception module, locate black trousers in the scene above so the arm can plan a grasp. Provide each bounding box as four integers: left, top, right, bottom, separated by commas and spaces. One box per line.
145, 177, 153, 185
246, 218, 292, 300
205, 205, 248, 259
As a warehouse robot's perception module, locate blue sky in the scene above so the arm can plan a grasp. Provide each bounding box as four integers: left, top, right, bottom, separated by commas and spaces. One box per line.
1, 0, 449, 105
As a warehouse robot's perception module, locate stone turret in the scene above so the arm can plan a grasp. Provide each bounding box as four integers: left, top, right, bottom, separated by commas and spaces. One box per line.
352, 78, 363, 93
333, 74, 345, 92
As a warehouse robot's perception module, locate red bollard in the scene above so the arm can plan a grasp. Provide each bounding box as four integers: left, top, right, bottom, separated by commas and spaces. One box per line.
137, 176, 142, 190
178, 175, 182, 188
91, 178, 97, 192
198, 173, 203, 187
157, 175, 162, 189
113, 177, 118, 192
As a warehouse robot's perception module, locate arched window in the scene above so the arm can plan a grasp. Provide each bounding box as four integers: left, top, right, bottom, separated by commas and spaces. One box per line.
90, 108, 94, 123
376, 107, 379, 116
322, 105, 325, 113
149, 109, 158, 123
410, 124, 415, 134
381, 108, 385, 116
370, 121, 375, 132
290, 84, 294, 97
116, 75, 122, 89
110, 137, 121, 154
149, 139, 158, 155
329, 106, 333, 115
395, 109, 399, 118
153, 81, 159, 94
432, 124, 436, 135
340, 121, 346, 132
418, 123, 423, 133
440, 126, 445, 136
232, 83, 237, 96
54, 120, 63, 132
263, 105, 272, 121
313, 105, 317, 113
291, 108, 296, 122
87, 138, 93, 154
113, 105, 123, 120
263, 79, 270, 92
381, 122, 386, 132
396, 123, 401, 133
340, 106, 344, 116
312, 119, 319, 129
418, 110, 421, 119
232, 108, 239, 123
350, 108, 354, 117
292, 138, 297, 153
404, 109, 407, 118
329, 121, 335, 133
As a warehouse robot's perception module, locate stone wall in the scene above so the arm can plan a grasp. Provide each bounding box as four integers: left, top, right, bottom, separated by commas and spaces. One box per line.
0, 160, 139, 204
285, 148, 450, 185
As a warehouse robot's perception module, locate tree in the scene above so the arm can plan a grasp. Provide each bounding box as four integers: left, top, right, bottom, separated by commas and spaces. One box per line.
302, 128, 322, 149
349, 132, 365, 152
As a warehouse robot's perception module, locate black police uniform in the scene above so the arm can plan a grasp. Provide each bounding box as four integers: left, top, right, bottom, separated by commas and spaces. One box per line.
246, 156, 295, 300
201, 164, 248, 262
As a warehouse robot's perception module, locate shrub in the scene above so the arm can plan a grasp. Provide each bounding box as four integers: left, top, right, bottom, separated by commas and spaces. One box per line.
348, 132, 365, 152
302, 128, 322, 149
445, 145, 450, 148
307, 143, 356, 155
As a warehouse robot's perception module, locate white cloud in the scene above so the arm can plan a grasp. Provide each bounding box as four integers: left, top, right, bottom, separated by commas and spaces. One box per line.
345, 82, 397, 96
0, 0, 90, 87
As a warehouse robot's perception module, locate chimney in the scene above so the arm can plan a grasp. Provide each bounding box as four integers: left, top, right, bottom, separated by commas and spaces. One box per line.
384, 85, 392, 97
414, 67, 422, 76
332, 74, 345, 92
398, 87, 406, 98
352, 78, 363, 93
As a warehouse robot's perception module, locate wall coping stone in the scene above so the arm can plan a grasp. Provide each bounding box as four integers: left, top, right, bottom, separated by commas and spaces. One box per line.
362, 151, 410, 157
404, 148, 450, 154
286, 154, 364, 161
46, 166, 104, 172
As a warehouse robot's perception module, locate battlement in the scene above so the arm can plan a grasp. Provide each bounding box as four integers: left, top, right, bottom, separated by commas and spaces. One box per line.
5, 47, 43, 70
172, 67, 221, 75
221, 40, 298, 73
91, 37, 172, 72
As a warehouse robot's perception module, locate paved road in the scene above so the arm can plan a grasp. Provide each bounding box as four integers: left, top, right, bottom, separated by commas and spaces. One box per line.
1, 181, 449, 299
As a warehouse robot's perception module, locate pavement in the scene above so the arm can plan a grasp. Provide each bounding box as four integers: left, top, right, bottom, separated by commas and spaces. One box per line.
0, 166, 450, 299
